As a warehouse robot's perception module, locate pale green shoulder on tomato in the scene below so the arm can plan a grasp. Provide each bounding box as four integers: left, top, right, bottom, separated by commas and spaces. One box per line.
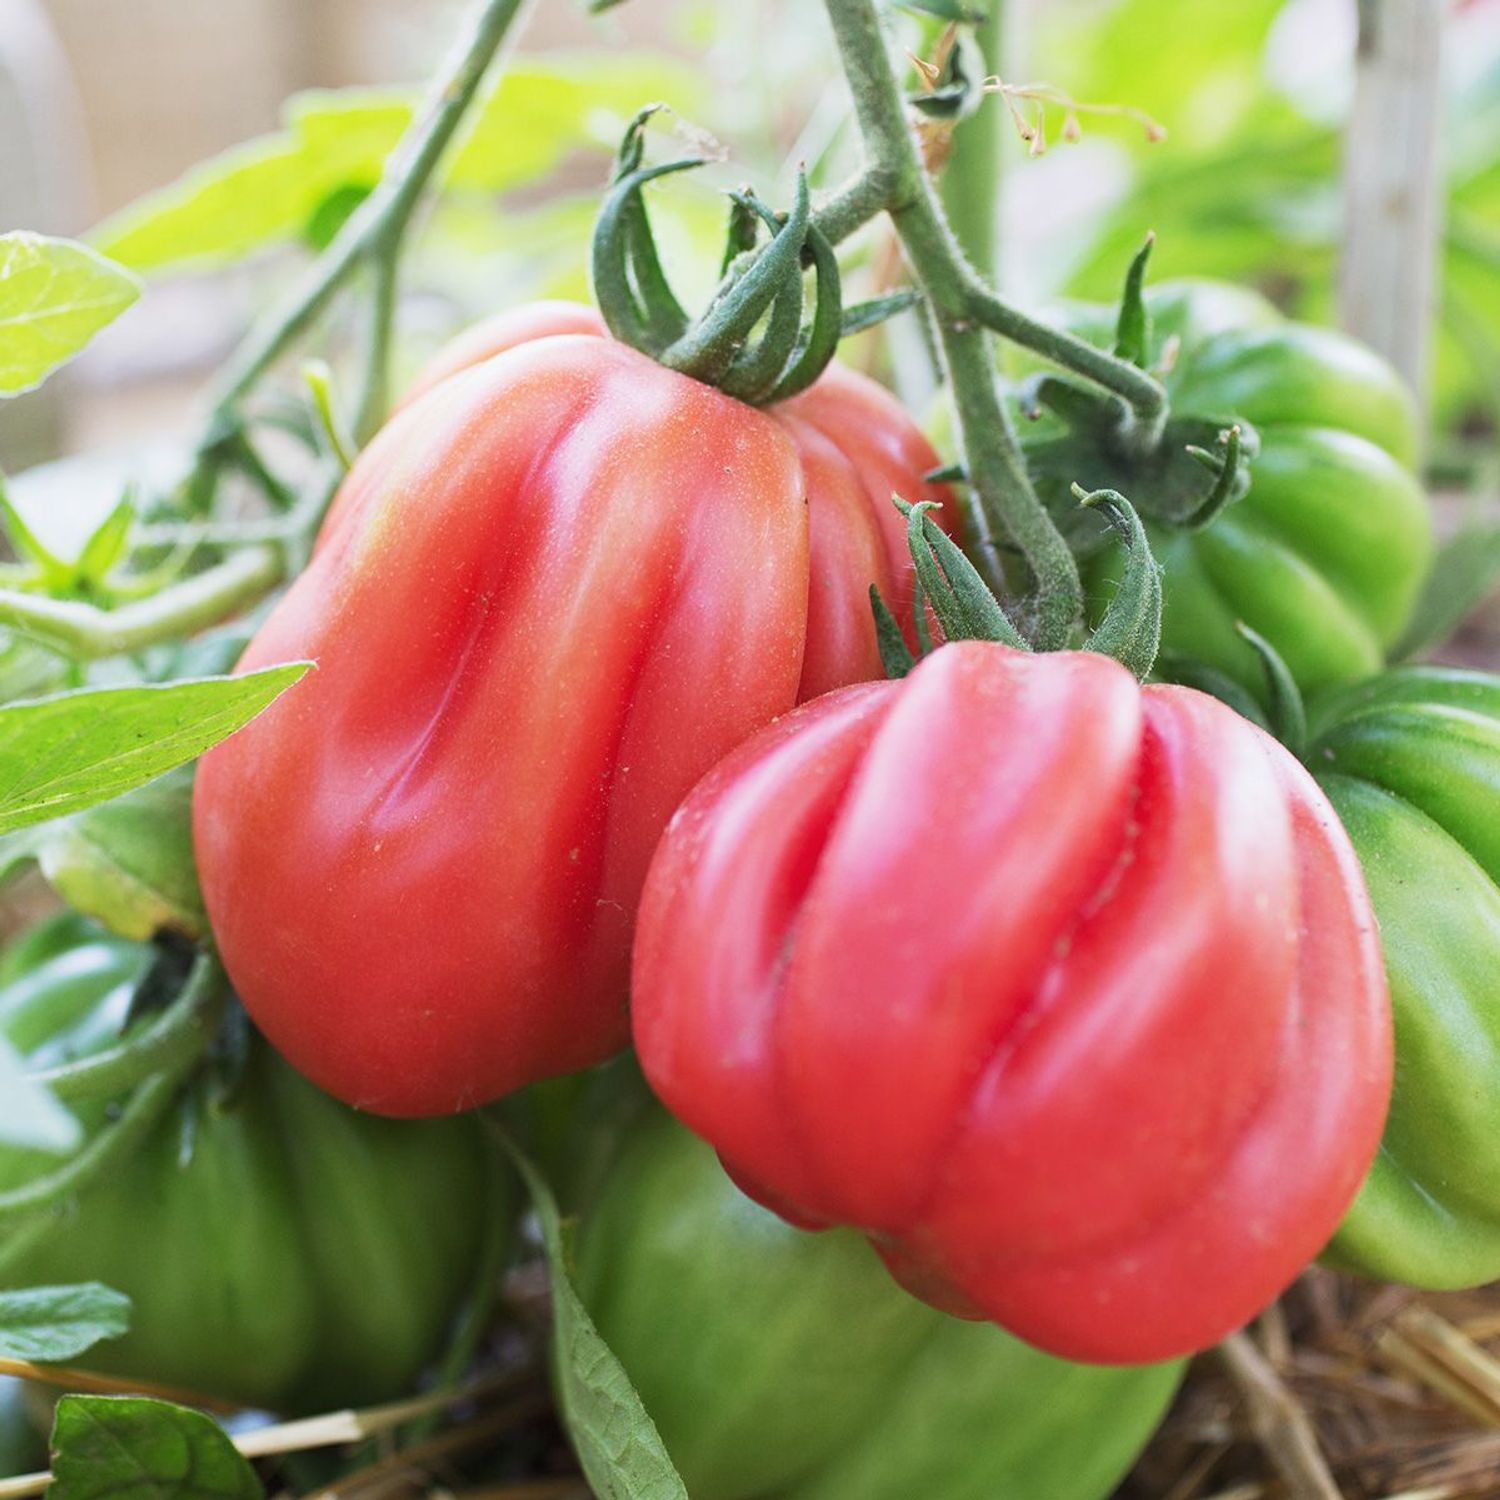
574, 1107, 1182, 1500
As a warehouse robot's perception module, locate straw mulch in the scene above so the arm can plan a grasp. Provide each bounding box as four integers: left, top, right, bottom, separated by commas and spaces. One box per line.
1118, 1272, 1500, 1500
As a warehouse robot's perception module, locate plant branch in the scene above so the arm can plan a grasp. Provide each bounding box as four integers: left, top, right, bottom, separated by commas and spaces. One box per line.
0, 546, 283, 660
33, 952, 226, 1103
354, 246, 403, 444
199, 0, 532, 448
963, 281, 1167, 443
814, 0, 1167, 453
821, 0, 1079, 647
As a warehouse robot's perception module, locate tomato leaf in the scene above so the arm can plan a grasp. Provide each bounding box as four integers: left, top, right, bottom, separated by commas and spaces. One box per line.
0, 666, 309, 838
95, 58, 704, 275
50, 1397, 262, 1500
502, 1133, 688, 1500
0, 234, 140, 397
0, 768, 205, 942
0, 1034, 78, 1152
92, 137, 339, 274
0, 1284, 131, 1363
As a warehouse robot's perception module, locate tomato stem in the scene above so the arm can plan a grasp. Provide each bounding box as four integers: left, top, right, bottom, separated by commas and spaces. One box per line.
938, 2, 1006, 283
0, 546, 284, 661
0, 1059, 190, 1229
32, 951, 227, 1104
195, 0, 533, 475
818, 0, 1169, 453
820, 0, 1080, 646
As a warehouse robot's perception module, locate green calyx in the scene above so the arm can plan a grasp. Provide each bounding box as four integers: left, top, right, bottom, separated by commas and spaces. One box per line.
1018, 236, 1258, 538
872, 491, 1163, 681
590, 108, 844, 405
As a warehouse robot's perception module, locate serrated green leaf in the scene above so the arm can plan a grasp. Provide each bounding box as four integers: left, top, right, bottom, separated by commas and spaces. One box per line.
503, 1135, 687, 1500
50, 1397, 262, 1500
0, 665, 309, 837
0, 1033, 78, 1151
0, 234, 139, 397
0, 1284, 130, 1363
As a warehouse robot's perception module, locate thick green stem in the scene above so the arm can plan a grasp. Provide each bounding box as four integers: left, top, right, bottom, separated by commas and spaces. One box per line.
963, 282, 1167, 445
0, 546, 283, 660
200, 0, 531, 445
939, 4, 1004, 281
811, 167, 901, 246
822, 0, 1079, 648
816, 0, 1167, 449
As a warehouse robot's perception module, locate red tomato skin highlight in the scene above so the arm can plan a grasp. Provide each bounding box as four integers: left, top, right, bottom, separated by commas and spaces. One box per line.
194, 312, 948, 1117
631, 640, 1393, 1364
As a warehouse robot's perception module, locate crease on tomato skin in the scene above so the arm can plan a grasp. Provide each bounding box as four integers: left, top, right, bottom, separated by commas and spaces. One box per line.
767, 646, 1146, 1235
632, 688, 897, 1207
924, 725, 1391, 1366
583, 417, 810, 1000
773, 410, 891, 698
204, 342, 808, 1114
912, 688, 1301, 1273
780, 366, 953, 631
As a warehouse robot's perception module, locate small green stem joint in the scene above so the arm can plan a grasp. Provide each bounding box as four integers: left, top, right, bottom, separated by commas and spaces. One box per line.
590, 111, 844, 404
1072, 484, 1162, 682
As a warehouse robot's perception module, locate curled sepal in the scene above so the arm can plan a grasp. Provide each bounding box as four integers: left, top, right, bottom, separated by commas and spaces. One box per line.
1236, 622, 1307, 758
1113, 232, 1155, 368
1074, 484, 1161, 682
592, 155, 706, 355
761, 224, 843, 403
1180, 423, 1246, 530
608, 107, 691, 349
715, 187, 841, 405
720, 193, 760, 276
896, 497, 1030, 651
718, 203, 807, 403
869, 586, 917, 679
660, 170, 812, 389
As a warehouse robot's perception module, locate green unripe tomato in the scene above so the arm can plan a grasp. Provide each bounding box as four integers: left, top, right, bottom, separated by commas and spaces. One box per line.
1000, 279, 1431, 704
1311, 668, 1500, 1288
574, 1108, 1182, 1500
0, 922, 509, 1413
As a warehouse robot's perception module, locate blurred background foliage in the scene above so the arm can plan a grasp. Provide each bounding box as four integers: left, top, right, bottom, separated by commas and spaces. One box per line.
0, 0, 1495, 478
